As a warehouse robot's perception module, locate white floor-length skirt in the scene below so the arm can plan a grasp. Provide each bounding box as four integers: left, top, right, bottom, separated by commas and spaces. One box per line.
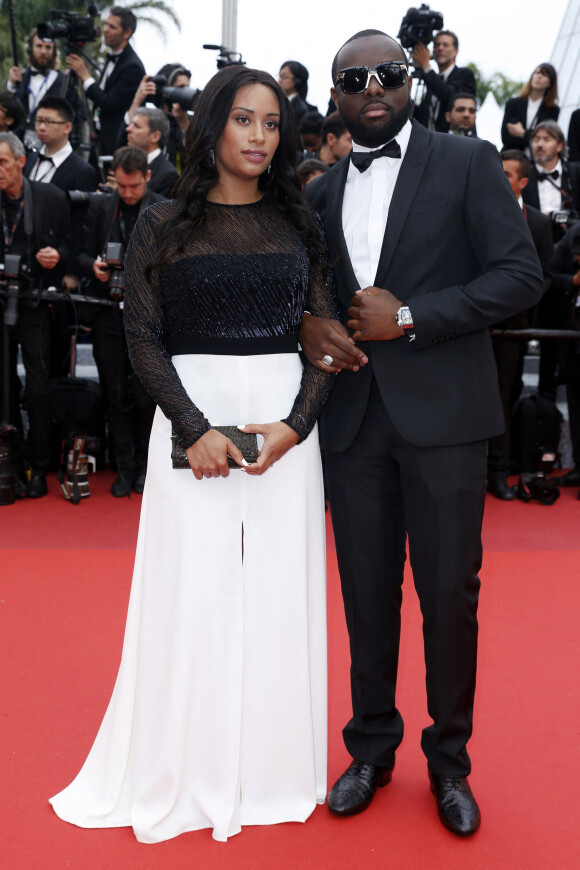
50, 353, 328, 843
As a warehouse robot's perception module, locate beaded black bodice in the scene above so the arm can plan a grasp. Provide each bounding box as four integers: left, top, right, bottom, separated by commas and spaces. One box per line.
124, 198, 337, 448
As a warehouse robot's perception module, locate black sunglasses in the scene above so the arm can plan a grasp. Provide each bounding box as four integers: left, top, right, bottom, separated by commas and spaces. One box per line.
336, 62, 408, 95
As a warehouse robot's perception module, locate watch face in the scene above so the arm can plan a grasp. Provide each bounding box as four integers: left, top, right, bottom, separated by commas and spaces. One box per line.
398, 307, 413, 327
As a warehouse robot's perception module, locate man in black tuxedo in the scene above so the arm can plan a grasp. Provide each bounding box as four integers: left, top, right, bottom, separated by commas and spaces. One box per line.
0, 132, 71, 497
78, 146, 163, 497
67, 7, 145, 157
7, 29, 83, 147
522, 121, 580, 397
486, 150, 553, 499
300, 29, 542, 835
126, 107, 179, 198
410, 30, 476, 133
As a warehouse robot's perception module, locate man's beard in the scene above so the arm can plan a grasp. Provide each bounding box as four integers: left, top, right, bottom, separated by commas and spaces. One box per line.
338, 96, 411, 149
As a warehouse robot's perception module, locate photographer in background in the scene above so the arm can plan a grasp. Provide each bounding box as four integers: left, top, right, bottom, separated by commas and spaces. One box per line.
67, 7, 145, 157
126, 107, 178, 198
551, 224, 580, 492
411, 30, 476, 133
523, 121, 580, 398
0, 132, 71, 498
77, 146, 164, 497
7, 29, 84, 147
445, 92, 477, 137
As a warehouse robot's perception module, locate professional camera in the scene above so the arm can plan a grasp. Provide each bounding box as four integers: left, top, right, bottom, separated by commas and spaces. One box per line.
68, 186, 114, 208
0, 254, 24, 328
398, 4, 444, 49
148, 75, 201, 111
37, 4, 100, 54
551, 209, 579, 229
203, 44, 245, 69
517, 472, 560, 505
103, 241, 125, 301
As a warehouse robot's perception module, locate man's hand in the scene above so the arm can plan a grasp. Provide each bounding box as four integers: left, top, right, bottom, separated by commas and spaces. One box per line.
35, 247, 60, 270
410, 41, 432, 72
347, 287, 405, 342
299, 312, 368, 373
506, 121, 525, 139
66, 54, 90, 82
93, 257, 110, 283
8, 66, 23, 85
62, 274, 80, 292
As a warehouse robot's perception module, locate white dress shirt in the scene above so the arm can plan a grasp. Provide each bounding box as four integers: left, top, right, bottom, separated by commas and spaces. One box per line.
342, 120, 412, 289
536, 158, 563, 215
7, 68, 58, 115
29, 142, 72, 183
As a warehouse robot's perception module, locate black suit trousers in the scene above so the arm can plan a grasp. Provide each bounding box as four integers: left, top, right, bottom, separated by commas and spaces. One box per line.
325, 380, 487, 776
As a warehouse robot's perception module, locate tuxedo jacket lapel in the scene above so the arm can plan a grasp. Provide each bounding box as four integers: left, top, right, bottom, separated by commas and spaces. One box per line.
374, 121, 431, 287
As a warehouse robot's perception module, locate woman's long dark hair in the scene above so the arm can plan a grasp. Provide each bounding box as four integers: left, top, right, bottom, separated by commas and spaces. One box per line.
281, 60, 309, 102
519, 63, 559, 108
149, 65, 324, 278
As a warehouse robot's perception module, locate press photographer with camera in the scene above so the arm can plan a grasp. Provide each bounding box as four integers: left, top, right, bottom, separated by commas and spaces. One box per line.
77, 146, 164, 497
410, 29, 476, 133
0, 131, 71, 498
126, 107, 178, 198
7, 29, 84, 149
66, 7, 145, 157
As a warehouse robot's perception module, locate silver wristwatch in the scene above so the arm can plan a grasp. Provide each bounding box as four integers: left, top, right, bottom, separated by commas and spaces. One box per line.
395, 305, 415, 340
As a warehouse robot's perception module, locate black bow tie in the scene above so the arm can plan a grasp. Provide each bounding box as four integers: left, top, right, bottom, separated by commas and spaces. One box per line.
36, 154, 54, 164
537, 169, 559, 181
351, 140, 402, 172
106, 54, 119, 65
29, 68, 46, 77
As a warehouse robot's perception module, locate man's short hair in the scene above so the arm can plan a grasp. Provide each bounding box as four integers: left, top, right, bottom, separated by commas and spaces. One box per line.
296, 157, 328, 184
110, 6, 137, 36
321, 111, 348, 143
435, 30, 459, 50
167, 67, 192, 86
0, 131, 26, 159
448, 92, 477, 113
331, 30, 406, 84
0, 91, 25, 130
111, 145, 148, 176
298, 111, 323, 137
134, 107, 170, 149
501, 149, 531, 179
37, 95, 73, 124
531, 120, 565, 145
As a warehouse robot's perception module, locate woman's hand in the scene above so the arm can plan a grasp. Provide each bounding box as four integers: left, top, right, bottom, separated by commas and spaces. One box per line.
239, 422, 300, 475
506, 121, 525, 138
185, 428, 245, 480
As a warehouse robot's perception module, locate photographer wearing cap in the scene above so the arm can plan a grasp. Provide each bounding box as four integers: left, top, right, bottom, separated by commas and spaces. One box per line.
67, 7, 145, 157
411, 30, 476, 133
77, 146, 164, 496
126, 107, 178, 198
0, 131, 71, 498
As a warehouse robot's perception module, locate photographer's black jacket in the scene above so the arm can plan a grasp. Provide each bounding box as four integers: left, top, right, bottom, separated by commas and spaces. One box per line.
0, 179, 71, 287
522, 160, 580, 215
78, 188, 165, 291
85, 44, 145, 156
412, 65, 476, 133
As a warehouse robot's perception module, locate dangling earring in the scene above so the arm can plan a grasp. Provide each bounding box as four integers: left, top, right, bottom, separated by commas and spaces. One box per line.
209, 148, 215, 166
267, 164, 272, 175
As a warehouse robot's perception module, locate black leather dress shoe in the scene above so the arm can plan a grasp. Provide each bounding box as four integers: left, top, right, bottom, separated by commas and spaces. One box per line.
133, 469, 146, 494
558, 468, 580, 487
111, 473, 132, 498
488, 480, 516, 500
328, 760, 392, 816
429, 772, 481, 836
26, 473, 48, 499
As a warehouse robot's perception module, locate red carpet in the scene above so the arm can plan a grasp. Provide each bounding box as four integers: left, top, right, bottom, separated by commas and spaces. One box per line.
1, 472, 579, 869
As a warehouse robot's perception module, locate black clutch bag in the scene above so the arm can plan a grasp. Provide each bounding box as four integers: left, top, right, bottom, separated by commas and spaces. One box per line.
171, 425, 259, 469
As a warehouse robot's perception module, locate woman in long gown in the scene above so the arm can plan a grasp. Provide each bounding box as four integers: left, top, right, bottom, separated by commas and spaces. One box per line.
49, 65, 337, 844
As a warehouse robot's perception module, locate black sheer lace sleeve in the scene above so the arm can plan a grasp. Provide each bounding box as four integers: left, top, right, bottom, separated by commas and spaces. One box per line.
124, 204, 212, 448
282, 225, 339, 441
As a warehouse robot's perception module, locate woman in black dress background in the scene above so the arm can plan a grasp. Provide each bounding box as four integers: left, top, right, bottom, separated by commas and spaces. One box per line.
501, 63, 559, 152
50, 65, 336, 844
